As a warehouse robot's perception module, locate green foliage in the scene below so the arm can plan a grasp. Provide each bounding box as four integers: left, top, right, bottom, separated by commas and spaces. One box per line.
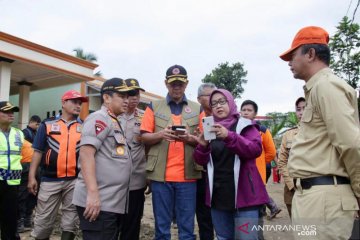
73, 47, 102, 77
286, 112, 299, 127
261, 112, 298, 138
329, 16, 360, 88
202, 62, 248, 99
260, 111, 299, 147
73, 47, 98, 62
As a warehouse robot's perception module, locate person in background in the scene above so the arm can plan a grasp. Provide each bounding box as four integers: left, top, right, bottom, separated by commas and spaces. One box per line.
22, 115, 41, 143
0, 101, 24, 240
240, 100, 280, 239
28, 90, 88, 240
196, 83, 217, 240
277, 97, 305, 218
17, 115, 42, 233
119, 78, 146, 240
192, 89, 268, 239
280, 26, 360, 240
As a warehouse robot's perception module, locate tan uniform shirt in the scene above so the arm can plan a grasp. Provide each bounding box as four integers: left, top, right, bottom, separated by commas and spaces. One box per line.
119, 109, 146, 191
278, 126, 298, 190
73, 106, 132, 214
288, 68, 360, 197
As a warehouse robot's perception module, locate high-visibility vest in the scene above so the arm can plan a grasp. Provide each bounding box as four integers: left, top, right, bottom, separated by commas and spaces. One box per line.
41, 119, 81, 179
0, 127, 24, 185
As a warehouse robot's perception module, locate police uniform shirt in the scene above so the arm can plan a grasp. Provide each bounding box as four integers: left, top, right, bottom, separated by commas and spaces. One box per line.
288, 68, 360, 197
119, 109, 146, 191
277, 126, 298, 190
72, 106, 132, 214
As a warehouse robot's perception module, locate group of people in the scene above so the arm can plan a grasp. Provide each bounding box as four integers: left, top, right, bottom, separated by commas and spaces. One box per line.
0, 25, 359, 240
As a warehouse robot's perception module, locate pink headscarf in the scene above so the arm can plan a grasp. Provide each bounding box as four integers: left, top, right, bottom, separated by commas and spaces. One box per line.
209, 89, 240, 129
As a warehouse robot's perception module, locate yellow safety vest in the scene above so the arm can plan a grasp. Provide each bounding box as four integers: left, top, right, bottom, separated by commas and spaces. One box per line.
0, 127, 24, 185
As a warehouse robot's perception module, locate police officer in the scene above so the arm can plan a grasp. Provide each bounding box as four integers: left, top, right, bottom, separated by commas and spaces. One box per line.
72, 78, 132, 240
280, 26, 360, 239
277, 97, 305, 218
0, 101, 24, 240
119, 78, 146, 240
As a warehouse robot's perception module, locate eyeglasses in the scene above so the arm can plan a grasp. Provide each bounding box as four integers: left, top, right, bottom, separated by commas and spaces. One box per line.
210, 98, 227, 108
198, 94, 211, 97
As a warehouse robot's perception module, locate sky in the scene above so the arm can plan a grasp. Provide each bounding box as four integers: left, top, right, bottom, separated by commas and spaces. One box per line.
1, 0, 359, 115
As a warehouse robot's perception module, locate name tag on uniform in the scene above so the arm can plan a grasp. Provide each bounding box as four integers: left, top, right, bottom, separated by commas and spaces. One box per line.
51, 124, 61, 133
114, 133, 126, 145
76, 125, 82, 133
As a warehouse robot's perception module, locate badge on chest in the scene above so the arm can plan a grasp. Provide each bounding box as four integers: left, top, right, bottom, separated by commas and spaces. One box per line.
50, 124, 61, 134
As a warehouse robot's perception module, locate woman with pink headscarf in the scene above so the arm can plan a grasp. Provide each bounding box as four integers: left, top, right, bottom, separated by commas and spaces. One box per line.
192, 89, 269, 240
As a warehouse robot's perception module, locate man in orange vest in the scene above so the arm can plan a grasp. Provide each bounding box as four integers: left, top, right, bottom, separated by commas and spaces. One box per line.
28, 90, 88, 240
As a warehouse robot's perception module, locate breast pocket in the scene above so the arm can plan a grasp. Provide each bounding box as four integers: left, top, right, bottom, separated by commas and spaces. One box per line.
132, 125, 141, 145
301, 107, 313, 123
185, 117, 199, 134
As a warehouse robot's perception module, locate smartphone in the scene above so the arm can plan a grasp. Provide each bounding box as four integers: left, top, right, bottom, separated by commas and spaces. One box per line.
171, 125, 186, 135
202, 116, 216, 140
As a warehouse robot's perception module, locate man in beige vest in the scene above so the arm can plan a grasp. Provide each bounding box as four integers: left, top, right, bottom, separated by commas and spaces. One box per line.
277, 97, 305, 218
280, 26, 360, 239
140, 65, 204, 240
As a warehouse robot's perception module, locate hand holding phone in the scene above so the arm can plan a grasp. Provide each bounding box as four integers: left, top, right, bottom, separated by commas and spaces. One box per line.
202, 116, 216, 140
171, 125, 186, 136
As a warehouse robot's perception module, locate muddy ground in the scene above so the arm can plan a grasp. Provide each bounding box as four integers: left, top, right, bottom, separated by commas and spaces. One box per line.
20, 181, 293, 240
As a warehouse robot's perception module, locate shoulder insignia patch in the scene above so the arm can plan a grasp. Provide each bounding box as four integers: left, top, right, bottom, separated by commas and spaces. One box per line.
95, 120, 107, 135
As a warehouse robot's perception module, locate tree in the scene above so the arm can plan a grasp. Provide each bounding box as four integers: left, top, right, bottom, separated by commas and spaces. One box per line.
73, 47, 102, 76
202, 62, 247, 99
73, 47, 98, 62
329, 16, 360, 88
260, 111, 299, 147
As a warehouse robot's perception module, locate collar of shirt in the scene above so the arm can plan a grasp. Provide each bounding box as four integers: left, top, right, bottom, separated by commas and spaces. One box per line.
121, 111, 135, 121
165, 93, 188, 115
166, 94, 188, 105
59, 117, 80, 126
303, 67, 331, 94
100, 105, 117, 119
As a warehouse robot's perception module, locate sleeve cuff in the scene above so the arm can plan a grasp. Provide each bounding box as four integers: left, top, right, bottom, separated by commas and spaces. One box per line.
80, 136, 103, 151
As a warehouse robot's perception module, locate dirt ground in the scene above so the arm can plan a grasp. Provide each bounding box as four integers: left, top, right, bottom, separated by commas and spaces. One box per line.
20, 180, 293, 240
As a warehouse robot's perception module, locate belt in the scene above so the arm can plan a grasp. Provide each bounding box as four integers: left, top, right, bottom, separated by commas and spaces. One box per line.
294, 176, 350, 190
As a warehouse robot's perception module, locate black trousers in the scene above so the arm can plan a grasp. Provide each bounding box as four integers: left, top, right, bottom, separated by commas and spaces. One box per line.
0, 180, 19, 240
77, 206, 124, 240
120, 187, 146, 240
17, 163, 37, 220
196, 174, 214, 240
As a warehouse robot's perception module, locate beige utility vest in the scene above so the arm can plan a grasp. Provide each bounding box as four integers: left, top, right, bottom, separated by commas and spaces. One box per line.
146, 99, 203, 181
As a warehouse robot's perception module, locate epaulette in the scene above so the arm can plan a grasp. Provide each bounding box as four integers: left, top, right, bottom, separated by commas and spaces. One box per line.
284, 126, 298, 133
42, 116, 57, 123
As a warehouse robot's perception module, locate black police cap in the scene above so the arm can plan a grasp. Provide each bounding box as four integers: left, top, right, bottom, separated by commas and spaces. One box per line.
101, 78, 131, 93
125, 78, 145, 92
0, 101, 19, 112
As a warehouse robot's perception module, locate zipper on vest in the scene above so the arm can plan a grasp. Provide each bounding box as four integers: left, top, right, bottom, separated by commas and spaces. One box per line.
65, 125, 71, 177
